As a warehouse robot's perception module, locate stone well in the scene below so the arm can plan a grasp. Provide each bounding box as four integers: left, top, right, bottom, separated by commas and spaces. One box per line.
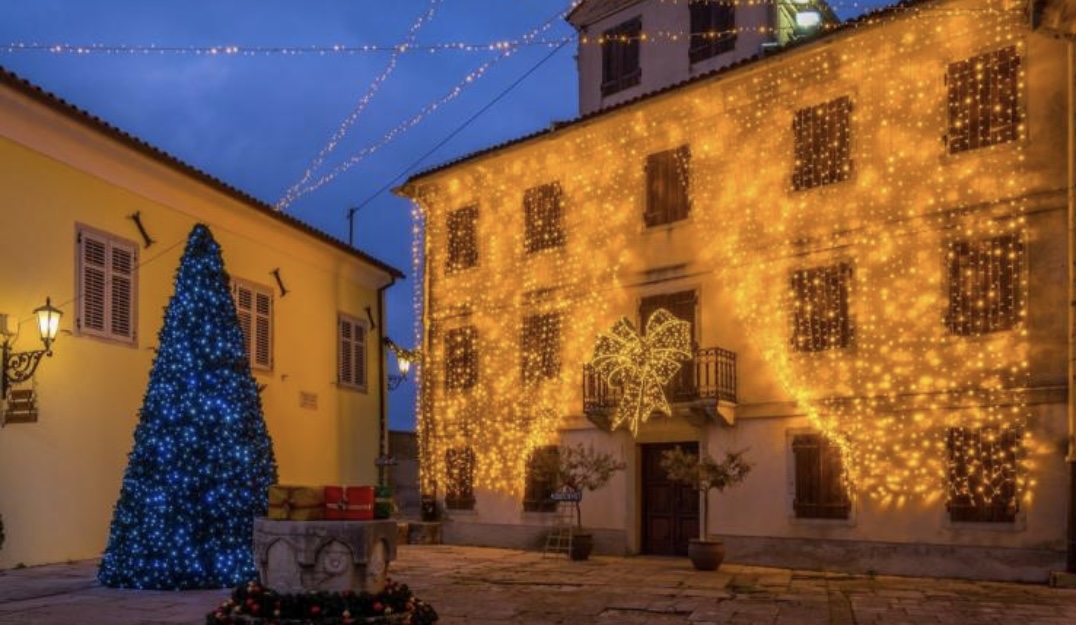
252, 518, 397, 594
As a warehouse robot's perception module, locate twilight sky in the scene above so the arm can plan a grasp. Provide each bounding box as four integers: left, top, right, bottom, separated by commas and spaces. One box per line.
0, 0, 891, 429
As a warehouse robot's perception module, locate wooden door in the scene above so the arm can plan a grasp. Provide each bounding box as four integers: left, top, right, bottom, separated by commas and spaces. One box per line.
641, 442, 698, 556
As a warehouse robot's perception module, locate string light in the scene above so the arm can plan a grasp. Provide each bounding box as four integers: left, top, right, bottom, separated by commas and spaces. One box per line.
277, 0, 445, 210
404, 1, 1037, 515
589, 309, 693, 437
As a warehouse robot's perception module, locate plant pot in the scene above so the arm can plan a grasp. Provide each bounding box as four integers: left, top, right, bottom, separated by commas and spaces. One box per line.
687, 538, 725, 571
569, 531, 594, 561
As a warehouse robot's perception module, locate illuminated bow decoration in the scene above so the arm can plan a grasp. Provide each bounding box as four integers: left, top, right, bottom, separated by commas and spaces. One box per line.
588, 308, 692, 437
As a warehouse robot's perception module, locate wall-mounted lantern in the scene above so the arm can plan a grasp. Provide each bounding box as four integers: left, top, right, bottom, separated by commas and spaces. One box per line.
2, 297, 62, 398
383, 337, 419, 391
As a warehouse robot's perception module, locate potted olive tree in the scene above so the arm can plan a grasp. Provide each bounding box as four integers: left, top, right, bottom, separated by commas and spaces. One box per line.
660, 445, 751, 571
532, 442, 625, 560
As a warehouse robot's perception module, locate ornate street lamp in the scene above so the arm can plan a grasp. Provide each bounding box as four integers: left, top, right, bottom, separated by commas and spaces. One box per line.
2, 297, 62, 398
383, 337, 419, 391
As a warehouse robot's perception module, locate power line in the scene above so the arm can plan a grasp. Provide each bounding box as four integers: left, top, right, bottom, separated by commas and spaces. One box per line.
346, 40, 570, 218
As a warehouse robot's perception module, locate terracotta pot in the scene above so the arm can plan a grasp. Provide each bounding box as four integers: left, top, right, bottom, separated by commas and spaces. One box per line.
570, 531, 594, 561
687, 538, 725, 571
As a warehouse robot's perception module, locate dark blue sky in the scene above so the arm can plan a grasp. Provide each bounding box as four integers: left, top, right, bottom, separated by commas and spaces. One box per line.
0, 1, 890, 429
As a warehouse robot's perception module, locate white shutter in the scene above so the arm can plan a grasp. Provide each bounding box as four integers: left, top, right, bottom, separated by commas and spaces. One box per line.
80, 234, 107, 333
78, 226, 137, 343
233, 281, 272, 370
338, 314, 367, 391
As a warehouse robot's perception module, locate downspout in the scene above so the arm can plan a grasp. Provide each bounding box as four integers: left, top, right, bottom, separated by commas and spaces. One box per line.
377, 276, 397, 488
1067, 34, 1076, 574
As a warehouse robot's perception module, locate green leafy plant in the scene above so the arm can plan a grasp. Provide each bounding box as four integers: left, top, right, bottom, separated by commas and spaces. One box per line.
531, 442, 625, 528
660, 446, 751, 541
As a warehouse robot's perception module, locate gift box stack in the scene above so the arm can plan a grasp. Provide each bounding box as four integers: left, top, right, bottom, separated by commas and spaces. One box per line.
267, 484, 387, 521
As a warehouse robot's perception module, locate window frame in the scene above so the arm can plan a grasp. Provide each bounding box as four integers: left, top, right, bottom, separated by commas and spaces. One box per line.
446, 204, 479, 274
445, 446, 477, 511
521, 312, 562, 383
76, 224, 139, 345
790, 262, 854, 353
944, 233, 1024, 337
688, 0, 737, 64
645, 146, 692, 228
338, 313, 369, 392
233, 278, 274, 372
792, 96, 853, 191
789, 431, 851, 521
600, 17, 642, 97
523, 445, 560, 513
946, 426, 1020, 524
523, 182, 566, 254
946, 46, 1022, 155
444, 325, 478, 391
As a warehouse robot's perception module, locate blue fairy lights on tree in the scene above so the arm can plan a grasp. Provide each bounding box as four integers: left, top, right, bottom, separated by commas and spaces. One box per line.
99, 223, 277, 590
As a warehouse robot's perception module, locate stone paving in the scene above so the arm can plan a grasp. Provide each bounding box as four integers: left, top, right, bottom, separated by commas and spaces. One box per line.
0, 545, 1074, 624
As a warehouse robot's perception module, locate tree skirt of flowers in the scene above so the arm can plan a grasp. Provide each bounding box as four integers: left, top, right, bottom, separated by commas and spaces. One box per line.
206, 580, 438, 625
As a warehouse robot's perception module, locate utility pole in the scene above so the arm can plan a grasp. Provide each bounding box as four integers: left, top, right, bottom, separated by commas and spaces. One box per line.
346, 206, 359, 247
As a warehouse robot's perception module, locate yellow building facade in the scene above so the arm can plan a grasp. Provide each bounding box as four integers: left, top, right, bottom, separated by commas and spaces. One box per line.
401, 0, 1074, 580
0, 67, 403, 568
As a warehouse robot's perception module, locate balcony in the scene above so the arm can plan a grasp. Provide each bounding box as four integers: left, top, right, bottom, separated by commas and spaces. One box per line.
583, 346, 737, 428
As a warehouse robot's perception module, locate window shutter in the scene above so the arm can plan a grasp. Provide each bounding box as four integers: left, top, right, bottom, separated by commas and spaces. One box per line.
80, 234, 108, 333
353, 321, 366, 388
235, 284, 254, 361
109, 245, 135, 339
78, 228, 137, 342
339, 317, 354, 385
254, 291, 272, 369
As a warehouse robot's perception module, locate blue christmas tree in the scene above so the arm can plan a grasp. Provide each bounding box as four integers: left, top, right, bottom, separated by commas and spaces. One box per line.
99, 223, 277, 590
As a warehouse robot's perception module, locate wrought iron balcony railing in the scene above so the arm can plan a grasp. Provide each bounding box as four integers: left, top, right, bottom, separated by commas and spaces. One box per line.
583, 346, 737, 417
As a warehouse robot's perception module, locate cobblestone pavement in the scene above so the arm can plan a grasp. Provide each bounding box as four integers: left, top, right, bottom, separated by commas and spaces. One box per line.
0, 544, 1074, 624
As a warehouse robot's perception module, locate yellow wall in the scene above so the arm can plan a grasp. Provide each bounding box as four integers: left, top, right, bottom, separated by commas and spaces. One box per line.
0, 83, 395, 567
406, 0, 1070, 557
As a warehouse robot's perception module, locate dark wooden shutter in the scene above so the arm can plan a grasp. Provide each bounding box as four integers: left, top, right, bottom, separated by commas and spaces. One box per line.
793, 96, 852, 190
445, 326, 478, 390
523, 445, 559, 512
521, 313, 561, 382
946, 427, 1018, 523
639, 291, 696, 400
946, 235, 1022, 336
447, 205, 478, 272
601, 17, 642, 96
645, 146, 691, 227
947, 46, 1020, 154
791, 263, 852, 352
445, 447, 476, 510
689, 1, 736, 63
792, 433, 850, 519
524, 183, 564, 253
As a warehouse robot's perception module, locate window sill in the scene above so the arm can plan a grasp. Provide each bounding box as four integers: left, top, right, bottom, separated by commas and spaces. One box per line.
943, 517, 1026, 532
788, 515, 856, 528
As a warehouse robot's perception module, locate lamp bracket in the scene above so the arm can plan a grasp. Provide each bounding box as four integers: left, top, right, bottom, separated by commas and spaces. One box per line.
3, 347, 49, 395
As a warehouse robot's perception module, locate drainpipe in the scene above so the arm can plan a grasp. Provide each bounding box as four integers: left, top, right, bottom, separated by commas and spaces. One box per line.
377, 276, 397, 488
1067, 35, 1076, 574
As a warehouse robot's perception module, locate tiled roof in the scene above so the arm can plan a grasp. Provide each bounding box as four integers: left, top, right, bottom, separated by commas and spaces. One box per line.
0, 65, 405, 280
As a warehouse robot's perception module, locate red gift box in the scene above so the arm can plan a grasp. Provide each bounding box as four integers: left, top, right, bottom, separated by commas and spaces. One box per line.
324, 485, 374, 520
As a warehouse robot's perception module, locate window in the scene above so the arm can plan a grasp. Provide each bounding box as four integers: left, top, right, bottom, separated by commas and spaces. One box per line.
521, 313, 561, 383
338, 314, 367, 391
77, 225, 138, 344
639, 291, 697, 400
945, 234, 1023, 336
791, 433, 850, 520
446, 205, 478, 273
524, 183, 565, 254
601, 17, 642, 96
946, 426, 1020, 523
444, 326, 478, 390
792, 96, 853, 191
689, 1, 736, 64
790, 263, 853, 352
645, 146, 691, 227
946, 46, 1021, 154
523, 445, 560, 513
445, 447, 476, 510
234, 280, 273, 371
